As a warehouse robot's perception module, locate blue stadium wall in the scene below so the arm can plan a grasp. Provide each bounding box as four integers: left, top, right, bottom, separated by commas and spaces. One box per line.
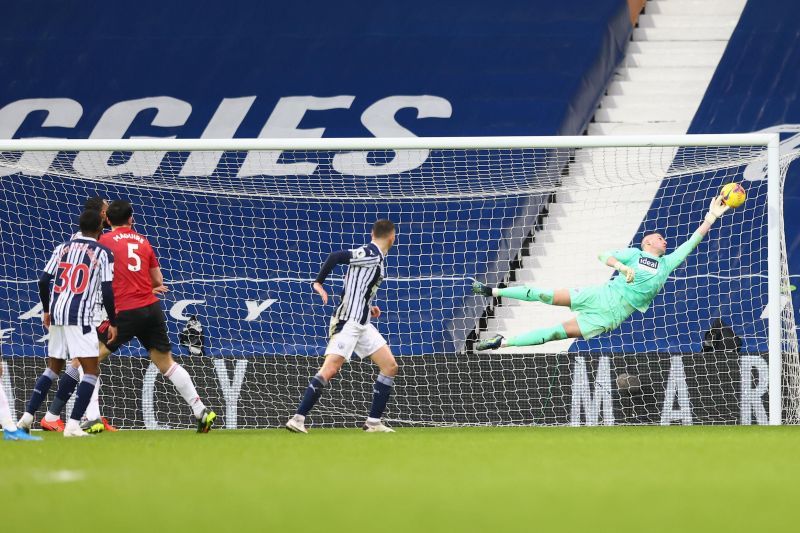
0, 0, 631, 359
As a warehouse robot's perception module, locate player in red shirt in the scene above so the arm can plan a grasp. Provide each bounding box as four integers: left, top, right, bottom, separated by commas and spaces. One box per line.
97, 200, 216, 432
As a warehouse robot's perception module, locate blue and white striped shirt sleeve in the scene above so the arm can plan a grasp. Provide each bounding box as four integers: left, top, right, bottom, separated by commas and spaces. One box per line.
43, 245, 63, 275
99, 249, 114, 282
348, 246, 380, 267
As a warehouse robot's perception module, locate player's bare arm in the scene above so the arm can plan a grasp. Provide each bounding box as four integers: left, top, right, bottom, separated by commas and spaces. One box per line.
150, 266, 169, 295
312, 281, 328, 304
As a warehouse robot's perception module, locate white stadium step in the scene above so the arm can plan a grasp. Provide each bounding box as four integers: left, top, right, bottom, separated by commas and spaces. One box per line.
637, 14, 739, 30
646, 0, 747, 16
587, 122, 691, 135
623, 52, 723, 68
606, 80, 707, 96
553, 187, 663, 204
520, 250, 622, 274
626, 41, 727, 55
615, 66, 716, 82
599, 94, 704, 109
633, 27, 735, 41
491, 306, 520, 321
515, 269, 613, 286
483, 306, 575, 325
594, 103, 697, 122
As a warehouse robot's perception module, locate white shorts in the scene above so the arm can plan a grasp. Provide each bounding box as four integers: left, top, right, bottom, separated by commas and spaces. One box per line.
48, 325, 99, 360
326, 319, 387, 361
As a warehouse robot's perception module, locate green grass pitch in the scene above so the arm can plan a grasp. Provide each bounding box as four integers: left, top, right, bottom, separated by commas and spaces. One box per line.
1, 426, 797, 533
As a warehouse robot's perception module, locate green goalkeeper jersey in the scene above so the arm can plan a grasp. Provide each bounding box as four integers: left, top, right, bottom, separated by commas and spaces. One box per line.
602, 231, 704, 312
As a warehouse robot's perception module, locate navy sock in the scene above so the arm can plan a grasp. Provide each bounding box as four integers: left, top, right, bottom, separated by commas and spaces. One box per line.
296, 374, 327, 416
25, 368, 58, 415
69, 374, 98, 422
49, 365, 80, 416
369, 374, 394, 419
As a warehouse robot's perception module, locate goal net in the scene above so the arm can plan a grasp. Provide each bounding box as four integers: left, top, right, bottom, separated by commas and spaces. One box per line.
0, 135, 797, 429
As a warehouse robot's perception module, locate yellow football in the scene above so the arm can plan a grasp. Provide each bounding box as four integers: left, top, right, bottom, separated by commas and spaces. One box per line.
720, 182, 746, 208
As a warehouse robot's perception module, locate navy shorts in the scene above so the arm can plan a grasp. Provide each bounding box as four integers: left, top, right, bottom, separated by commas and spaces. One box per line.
99, 302, 171, 353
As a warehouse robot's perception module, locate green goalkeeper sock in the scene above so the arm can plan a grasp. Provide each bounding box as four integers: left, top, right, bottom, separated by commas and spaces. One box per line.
507, 325, 568, 347
497, 286, 554, 304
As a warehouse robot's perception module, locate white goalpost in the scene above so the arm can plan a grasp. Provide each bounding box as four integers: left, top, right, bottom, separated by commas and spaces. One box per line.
0, 134, 797, 428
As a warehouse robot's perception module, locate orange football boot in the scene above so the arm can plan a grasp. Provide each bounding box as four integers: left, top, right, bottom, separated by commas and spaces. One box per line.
102, 417, 118, 432
40, 417, 65, 432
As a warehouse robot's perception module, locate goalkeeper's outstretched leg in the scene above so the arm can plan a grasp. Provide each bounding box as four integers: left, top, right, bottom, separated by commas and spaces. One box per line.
473, 282, 635, 350
472, 282, 571, 306
476, 319, 582, 350
472, 282, 580, 350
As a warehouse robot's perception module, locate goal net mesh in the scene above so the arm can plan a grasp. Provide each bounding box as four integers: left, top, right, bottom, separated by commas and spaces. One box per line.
0, 142, 797, 428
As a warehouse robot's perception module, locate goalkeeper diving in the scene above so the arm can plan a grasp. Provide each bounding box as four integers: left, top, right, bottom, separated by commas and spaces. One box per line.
473, 195, 731, 350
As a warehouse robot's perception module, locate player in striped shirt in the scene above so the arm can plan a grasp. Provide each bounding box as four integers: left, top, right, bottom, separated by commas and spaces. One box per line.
286, 219, 399, 434
472, 195, 731, 350
17, 209, 118, 437
37, 196, 118, 433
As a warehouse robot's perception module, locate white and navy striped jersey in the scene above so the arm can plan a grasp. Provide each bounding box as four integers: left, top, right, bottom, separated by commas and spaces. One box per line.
43, 236, 114, 326
73, 231, 109, 325
333, 242, 385, 326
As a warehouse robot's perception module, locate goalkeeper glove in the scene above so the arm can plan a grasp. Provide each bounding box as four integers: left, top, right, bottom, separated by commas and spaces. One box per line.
704, 195, 731, 225
613, 261, 635, 283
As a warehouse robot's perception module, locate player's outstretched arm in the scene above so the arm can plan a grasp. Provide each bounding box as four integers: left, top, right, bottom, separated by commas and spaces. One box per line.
665, 195, 731, 271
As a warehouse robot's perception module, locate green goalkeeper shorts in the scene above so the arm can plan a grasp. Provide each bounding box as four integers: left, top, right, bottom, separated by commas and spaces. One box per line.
569, 285, 636, 339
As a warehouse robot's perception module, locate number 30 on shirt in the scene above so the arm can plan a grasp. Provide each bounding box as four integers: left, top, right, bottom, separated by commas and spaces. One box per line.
54, 262, 90, 294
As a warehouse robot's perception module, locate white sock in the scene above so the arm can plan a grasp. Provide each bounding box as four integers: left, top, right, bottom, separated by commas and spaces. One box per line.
292, 414, 305, 423
164, 363, 206, 419
65, 419, 81, 431
18, 412, 33, 428
0, 386, 17, 431
44, 411, 60, 423
85, 376, 101, 420
366, 417, 381, 425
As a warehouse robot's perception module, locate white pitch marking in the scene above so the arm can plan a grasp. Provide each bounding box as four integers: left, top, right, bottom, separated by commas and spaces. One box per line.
35, 469, 86, 484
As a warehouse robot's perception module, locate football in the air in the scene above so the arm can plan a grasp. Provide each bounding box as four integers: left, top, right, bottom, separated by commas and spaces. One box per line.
720, 182, 746, 208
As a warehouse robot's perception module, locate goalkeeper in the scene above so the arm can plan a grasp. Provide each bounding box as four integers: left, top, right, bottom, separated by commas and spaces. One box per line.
473, 195, 731, 350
